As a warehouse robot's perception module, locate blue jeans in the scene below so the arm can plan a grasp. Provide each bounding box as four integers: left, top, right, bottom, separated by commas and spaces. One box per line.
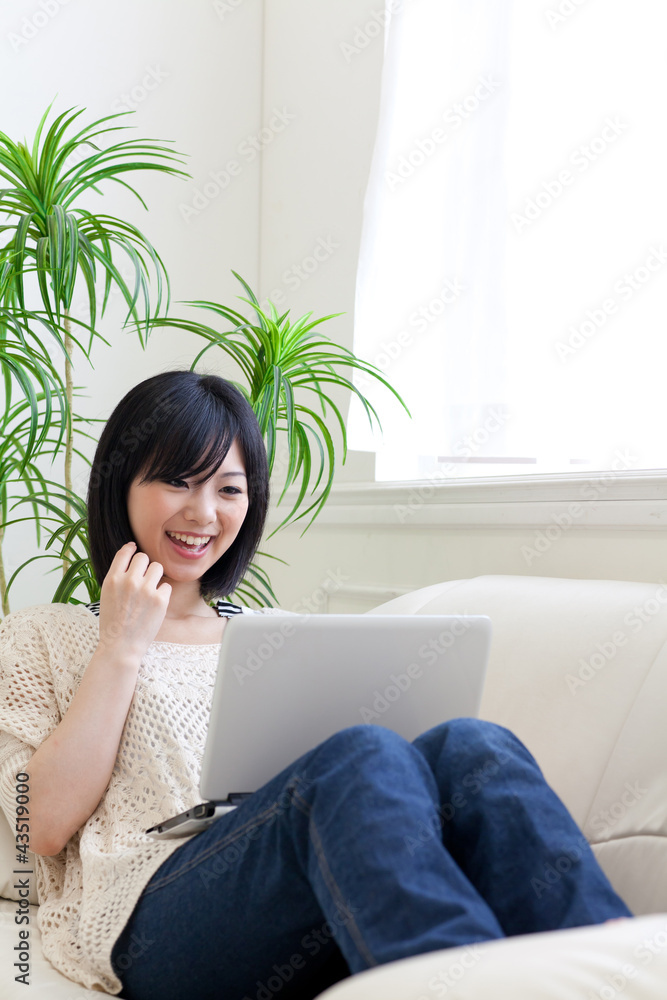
111, 719, 632, 999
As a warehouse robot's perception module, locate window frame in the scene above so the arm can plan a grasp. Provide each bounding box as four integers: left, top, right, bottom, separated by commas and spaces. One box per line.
273, 470, 667, 529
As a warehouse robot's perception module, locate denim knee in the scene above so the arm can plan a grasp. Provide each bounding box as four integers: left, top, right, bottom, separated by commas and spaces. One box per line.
314, 721, 521, 774
442, 717, 515, 749
413, 717, 529, 777
317, 724, 413, 761
299, 724, 423, 788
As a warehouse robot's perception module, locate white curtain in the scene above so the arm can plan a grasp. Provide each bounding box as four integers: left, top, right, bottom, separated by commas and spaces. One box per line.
350, 0, 667, 481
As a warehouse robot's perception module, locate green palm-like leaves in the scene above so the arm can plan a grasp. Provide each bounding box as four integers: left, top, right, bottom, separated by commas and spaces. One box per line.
0, 102, 189, 613
4, 484, 99, 606
231, 550, 286, 608
0, 102, 188, 341
0, 295, 103, 467
0, 392, 101, 613
156, 272, 410, 535
0, 315, 66, 466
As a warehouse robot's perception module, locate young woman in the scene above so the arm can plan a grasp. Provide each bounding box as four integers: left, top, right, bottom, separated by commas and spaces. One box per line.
0, 370, 631, 999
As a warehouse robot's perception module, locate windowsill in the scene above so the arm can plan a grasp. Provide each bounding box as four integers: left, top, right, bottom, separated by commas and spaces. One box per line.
267, 470, 667, 529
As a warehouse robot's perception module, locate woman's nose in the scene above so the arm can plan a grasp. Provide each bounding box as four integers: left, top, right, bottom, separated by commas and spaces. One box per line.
182, 486, 217, 524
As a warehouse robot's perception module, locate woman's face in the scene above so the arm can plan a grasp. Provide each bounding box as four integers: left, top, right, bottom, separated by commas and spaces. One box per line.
126, 438, 250, 586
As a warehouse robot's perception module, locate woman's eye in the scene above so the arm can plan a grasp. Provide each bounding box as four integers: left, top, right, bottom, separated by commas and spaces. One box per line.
167, 478, 188, 488
221, 486, 242, 495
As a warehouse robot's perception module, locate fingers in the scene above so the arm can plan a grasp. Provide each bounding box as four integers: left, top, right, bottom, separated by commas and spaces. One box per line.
98, 543, 171, 658
109, 540, 137, 573
108, 542, 163, 586
141, 558, 166, 590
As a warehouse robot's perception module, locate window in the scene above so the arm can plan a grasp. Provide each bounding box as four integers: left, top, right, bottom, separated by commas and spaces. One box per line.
349, 0, 667, 484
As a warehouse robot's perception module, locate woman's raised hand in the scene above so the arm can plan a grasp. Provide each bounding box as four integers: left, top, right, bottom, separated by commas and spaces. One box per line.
98, 541, 172, 661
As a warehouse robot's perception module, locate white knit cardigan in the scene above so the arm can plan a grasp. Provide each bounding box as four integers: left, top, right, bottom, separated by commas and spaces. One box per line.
0, 601, 278, 994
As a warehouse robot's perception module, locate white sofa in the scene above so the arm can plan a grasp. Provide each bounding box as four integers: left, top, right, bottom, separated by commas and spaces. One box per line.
2, 574, 667, 998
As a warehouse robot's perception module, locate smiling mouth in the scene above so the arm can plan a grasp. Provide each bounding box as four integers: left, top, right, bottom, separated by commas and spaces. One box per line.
165, 531, 214, 553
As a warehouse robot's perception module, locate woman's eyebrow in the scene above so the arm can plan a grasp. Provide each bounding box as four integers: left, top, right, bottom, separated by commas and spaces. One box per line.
217, 471, 247, 478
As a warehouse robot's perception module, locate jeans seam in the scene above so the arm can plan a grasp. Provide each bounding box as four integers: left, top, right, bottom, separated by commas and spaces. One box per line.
143, 801, 281, 892
292, 789, 378, 969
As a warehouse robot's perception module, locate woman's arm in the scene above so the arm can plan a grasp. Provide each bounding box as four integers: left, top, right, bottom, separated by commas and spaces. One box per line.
27, 645, 141, 856
27, 542, 171, 857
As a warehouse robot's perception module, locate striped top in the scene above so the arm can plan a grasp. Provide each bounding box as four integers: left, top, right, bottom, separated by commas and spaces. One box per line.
86, 599, 246, 618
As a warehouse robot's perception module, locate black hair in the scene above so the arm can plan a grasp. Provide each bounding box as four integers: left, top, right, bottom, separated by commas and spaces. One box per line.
87, 370, 269, 600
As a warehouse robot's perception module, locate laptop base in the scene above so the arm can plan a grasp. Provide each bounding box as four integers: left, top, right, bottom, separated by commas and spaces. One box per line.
146, 794, 252, 840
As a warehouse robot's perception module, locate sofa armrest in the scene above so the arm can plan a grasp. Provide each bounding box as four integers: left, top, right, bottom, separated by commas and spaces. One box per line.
317, 914, 667, 1000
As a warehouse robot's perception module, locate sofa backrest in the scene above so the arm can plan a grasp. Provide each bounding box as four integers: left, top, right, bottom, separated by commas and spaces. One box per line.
371, 574, 667, 917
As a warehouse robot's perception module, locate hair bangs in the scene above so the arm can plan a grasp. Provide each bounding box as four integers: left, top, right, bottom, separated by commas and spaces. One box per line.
138, 392, 240, 485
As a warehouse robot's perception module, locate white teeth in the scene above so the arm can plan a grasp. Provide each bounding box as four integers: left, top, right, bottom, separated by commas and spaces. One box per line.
167, 531, 212, 547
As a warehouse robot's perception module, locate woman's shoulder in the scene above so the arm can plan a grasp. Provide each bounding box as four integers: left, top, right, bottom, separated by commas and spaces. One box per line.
212, 600, 298, 618
212, 600, 247, 619
0, 601, 98, 642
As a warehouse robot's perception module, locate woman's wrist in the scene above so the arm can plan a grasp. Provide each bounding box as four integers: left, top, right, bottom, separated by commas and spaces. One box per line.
92, 638, 144, 674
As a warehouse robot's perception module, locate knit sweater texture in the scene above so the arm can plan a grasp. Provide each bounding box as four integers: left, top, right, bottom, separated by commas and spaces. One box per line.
0, 600, 282, 994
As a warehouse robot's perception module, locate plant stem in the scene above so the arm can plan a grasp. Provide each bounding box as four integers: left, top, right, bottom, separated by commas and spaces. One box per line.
64, 310, 73, 576
0, 524, 8, 617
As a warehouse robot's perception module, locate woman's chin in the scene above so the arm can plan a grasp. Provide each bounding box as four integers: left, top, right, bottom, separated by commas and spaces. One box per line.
162, 563, 210, 584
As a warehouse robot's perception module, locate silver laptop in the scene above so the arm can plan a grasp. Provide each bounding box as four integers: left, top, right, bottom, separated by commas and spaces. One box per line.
146, 612, 491, 839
